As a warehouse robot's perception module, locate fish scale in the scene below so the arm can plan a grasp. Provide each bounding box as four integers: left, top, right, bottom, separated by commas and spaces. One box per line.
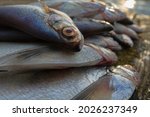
0, 67, 107, 99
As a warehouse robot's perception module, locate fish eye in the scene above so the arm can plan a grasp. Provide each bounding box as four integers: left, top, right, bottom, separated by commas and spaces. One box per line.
62, 27, 76, 37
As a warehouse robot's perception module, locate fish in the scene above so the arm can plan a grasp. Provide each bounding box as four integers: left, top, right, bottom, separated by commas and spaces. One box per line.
0, 18, 113, 42
0, 66, 107, 99
41, 0, 133, 24
97, 1, 134, 25
0, 43, 117, 72
85, 35, 122, 51
0, 27, 38, 42
33, 1, 106, 19
127, 24, 143, 33
0, 2, 84, 51
113, 22, 139, 40
73, 65, 140, 100
115, 34, 134, 47
99, 31, 134, 48
0, 65, 140, 100
71, 18, 113, 36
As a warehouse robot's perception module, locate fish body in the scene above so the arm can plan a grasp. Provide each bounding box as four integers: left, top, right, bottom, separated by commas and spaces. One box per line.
99, 31, 134, 47
116, 34, 134, 47
73, 18, 113, 36
0, 5, 84, 51
85, 35, 122, 50
0, 43, 117, 72
0, 18, 113, 41
73, 65, 140, 100
0, 67, 107, 99
114, 22, 139, 40
0, 65, 140, 100
41, 1, 132, 24
127, 24, 143, 33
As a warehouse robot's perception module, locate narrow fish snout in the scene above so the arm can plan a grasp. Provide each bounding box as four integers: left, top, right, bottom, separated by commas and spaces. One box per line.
67, 33, 84, 52
112, 65, 141, 86
86, 36, 122, 51
122, 65, 141, 86
98, 47, 118, 65
86, 44, 118, 65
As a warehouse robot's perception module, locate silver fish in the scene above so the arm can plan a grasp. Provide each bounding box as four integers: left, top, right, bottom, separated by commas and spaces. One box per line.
115, 34, 134, 47
68, 18, 113, 36
73, 65, 140, 100
0, 65, 140, 100
0, 3, 84, 51
127, 24, 143, 33
98, 31, 134, 48
0, 67, 107, 99
0, 19, 113, 42
114, 22, 139, 40
0, 0, 134, 24
42, 0, 133, 24
0, 43, 117, 72
85, 35, 122, 51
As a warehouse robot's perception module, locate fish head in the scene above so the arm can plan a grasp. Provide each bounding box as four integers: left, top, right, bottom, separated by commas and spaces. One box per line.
112, 65, 141, 86
44, 8, 84, 51
86, 43, 118, 65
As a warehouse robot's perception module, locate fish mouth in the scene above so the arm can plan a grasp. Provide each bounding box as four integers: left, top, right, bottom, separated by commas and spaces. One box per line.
85, 43, 118, 65
97, 46, 118, 65
123, 65, 141, 84
113, 65, 141, 86
68, 35, 84, 52
117, 17, 134, 25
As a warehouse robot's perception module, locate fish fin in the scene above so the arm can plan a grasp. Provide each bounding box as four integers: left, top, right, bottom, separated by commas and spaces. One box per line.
0, 46, 47, 63
14, 47, 46, 60
72, 75, 111, 100
72, 80, 99, 100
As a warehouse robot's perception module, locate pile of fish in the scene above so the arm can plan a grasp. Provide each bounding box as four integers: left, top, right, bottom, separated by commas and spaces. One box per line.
0, 0, 142, 100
